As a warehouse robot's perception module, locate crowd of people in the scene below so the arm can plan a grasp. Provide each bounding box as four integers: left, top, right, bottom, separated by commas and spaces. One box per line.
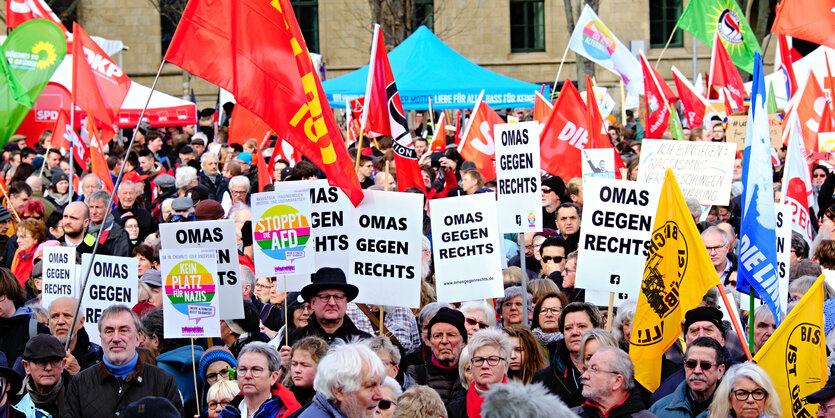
0, 106, 834, 418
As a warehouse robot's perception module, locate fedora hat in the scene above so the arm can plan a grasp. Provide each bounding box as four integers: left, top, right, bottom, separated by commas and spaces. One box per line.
300, 267, 359, 302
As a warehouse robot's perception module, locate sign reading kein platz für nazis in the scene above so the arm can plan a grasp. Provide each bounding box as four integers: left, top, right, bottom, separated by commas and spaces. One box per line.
250, 190, 315, 278
160, 248, 220, 338
494, 121, 542, 233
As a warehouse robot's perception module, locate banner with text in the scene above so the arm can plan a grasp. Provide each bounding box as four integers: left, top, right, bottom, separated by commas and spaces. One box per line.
42, 246, 77, 308
430, 194, 504, 303
80, 254, 137, 343
251, 190, 314, 278
638, 139, 735, 205
160, 220, 243, 319
349, 190, 423, 308
495, 121, 542, 233
776, 203, 791, 319
160, 248, 221, 338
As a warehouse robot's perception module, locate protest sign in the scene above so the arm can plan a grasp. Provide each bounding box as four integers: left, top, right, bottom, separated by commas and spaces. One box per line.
160, 220, 243, 319
160, 248, 220, 338
42, 246, 76, 308
430, 193, 504, 303
494, 121, 542, 233
273, 180, 352, 291
582, 149, 616, 181
820, 132, 835, 152
349, 190, 423, 308
251, 190, 314, 278
775, 203, 791, 318
638, 139, 736, 205
586, 289, 633, 308
80, 254, 137, 343
725, 114, 783, 150
576, 178, 660, 294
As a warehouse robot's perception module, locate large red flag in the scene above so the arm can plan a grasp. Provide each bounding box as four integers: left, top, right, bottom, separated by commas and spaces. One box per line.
709, 32, 746, 112
648, 65, 677, 104
672, 66, 708, 129
640, 53, 670, 139
778, 35, 799, 98
228, 104, 273, 146
458, 92, 502, 181
6, 0, 68, 32
72, 23, 130, 129
254, 139, 273, 193
771, 0, 835, 49
540, 80, 587, 180
51, 109, 89, 171
164, 0, 363, 206
360, 25, 425, 192
585, 76, 625, 178
84, 117, 114, 194
533, 91, 553, 132
796, 72, 830, 152
781, 112, 815, 246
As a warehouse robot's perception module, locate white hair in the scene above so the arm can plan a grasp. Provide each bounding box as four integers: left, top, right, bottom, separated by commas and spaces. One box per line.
239, 266, 255, 295
118, 180, 136, 193
468, 328, 512, 363
81, 174, 103, 188
382, 376, 402, 398
314, 342, 386, 401
481, 381, 575, 418
459, 301, 497, 327
175, 166, 198, 189
201, 151, 219, 164
229, 175, 251, 193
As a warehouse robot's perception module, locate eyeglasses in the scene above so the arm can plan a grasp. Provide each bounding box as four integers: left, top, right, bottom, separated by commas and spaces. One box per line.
378, 400, 396, 410
102, 328, 134, 338
208, 400, 230, 410
684, 360, 716, 371
471, 356, 505, 367
732, 388, 767, 401
540, 307, 562, 315
237, 366, 267, 377
541, 188, 554, 194
542, 256, 564, 263
819, 402, 835, 413
206, 368, 230, 382
255, 282, 271, 289
465, 317, 489, 330
583, 366, 620, 376
313, 293, 347, 303
814, 173, 828, 178
125, 224, 139, 230
705, 245, 725, 253
32, 359, 63, 368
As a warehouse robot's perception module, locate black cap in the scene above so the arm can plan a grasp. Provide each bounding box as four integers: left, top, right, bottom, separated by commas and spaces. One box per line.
22, 334, 66, 361
0, 351, 21, 395
807, 374, 835, 403
0, 207, 11, 222
683, 306, 724, 334
300, 268, 359, 302
427, 307, 468, 343
179, 145, 194, 155
541, 175, 567, 202
3, 142, 19, 152
123, 397, 180, 418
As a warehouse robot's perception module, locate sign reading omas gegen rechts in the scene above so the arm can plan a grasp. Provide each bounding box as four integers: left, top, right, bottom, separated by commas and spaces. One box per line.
494, 121, 542, 233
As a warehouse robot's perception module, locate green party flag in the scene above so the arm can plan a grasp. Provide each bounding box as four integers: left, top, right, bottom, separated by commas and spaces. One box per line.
0, 19, 66, 146
669, 103, 686, 141
767, 81, 778, 114
677, 0, 761, 74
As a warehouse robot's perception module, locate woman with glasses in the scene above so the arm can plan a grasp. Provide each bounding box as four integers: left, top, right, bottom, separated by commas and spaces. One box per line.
446, 328, 512, 418
281, 336, 328, 406
201, 379, 238, 418
270, 293, 313, 350
376, 376, 402, 418
530, 292, 569, 364
503, 325, 545, 384
459, 301, 496, 339
12, 218, 45, 288
708, 362, 781, 418
121, 215, 142, 250
495, 286, 532, 327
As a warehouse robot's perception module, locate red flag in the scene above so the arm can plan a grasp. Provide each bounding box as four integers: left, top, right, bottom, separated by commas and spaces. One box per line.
454, 109, 462, 145
164, 0, 364, 206
781, 112, 815, 245
640, 53, 670, 139
778, 35, 799, 98
254, 138, 273, 192
709, 32, 746, 112
648, 65, 677, 104
585, 76, 626, 179
796, 72, 829, 152
458, 92, 502, 181
72, 23, 130, 129
539, 80, 587, 180
430, 112, 447, 153
51, 109, 73, 152
672, 66, 708, 129
84, 117, 113, 194
771, 0, 835, 49
533, 91, 553, 132
360, 25, 425, 192
6, 0, 68, 32
228, 104, 273, 146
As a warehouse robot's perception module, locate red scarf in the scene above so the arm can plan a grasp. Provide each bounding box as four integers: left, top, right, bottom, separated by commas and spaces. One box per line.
466, 376, 508, 418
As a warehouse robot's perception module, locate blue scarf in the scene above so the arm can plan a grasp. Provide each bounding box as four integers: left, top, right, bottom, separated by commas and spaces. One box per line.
103, 353, 138, 378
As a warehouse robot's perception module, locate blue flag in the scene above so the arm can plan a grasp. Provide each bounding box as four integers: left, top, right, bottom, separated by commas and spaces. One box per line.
738, 52, 782, 325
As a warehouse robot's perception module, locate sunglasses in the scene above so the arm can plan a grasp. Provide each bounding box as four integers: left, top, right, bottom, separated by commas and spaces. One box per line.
684, 360, 716, 371
378, 400, 396, 410
542, 256, 564, 263
465, 317, 489, 330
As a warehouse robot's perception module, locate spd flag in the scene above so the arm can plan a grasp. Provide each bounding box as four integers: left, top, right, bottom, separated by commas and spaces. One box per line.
672, 66, 708, 128
640, 52, 670, 139
629, 168, 721, 391
164, 0, 363, 206
753, 275, 827, 418
458, 91, 502, 181
361, 25, 425, 192
540, 80, 587, 180
72, 23, 130, 129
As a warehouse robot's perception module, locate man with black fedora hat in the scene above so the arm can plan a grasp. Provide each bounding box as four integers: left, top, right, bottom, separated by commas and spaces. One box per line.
285, 267, 370, 348
0, 351, 25, 417
806, 370, 835, 417
17, 334, 70, 417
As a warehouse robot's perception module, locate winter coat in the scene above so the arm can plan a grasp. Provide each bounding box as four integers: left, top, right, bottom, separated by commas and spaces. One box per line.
198, 170, 229, 202
0, 306, 50, 365
220, 385, 301, 418
649, 380, 710, 418
531, 338, 585, 407
156, 344, 204, 404
570, 388, 657, 418
406, 358, 467, 406
293, 392, 345, 418
287, 314, 370, 347
12, 395, 49, 418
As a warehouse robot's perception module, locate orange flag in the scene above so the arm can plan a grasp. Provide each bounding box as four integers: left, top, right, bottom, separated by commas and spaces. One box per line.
533, 91, 553, 133
458, 91, 503, 181
228, 104, 273, 146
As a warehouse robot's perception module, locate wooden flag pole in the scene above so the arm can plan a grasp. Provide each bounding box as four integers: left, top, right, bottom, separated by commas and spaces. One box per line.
354, 132, 364, 174
655, 23, 680, 68
0, 181, 21, 222
518, 233, 530, 327
191, 339, 200, 409
605, 293, 615, 331
552, 44, 571, 96
39, 143, 52, 176
620, 79, 627, 127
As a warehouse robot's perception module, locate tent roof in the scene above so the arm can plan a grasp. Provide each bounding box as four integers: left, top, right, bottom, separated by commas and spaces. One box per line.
323, 26, 548, 110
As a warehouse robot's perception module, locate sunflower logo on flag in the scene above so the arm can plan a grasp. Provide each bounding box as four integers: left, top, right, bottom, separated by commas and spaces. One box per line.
32, 41, 57, 70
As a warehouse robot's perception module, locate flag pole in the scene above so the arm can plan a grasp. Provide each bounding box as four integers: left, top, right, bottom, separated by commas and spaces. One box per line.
0, 181, 21, 222
69, 106, 74, 202
748, 288, 755, 353
39, 142, 52, 176
619, 80, 627, 127
655, 23, 680, 68
552, 44, 571, 96
64, 58, 167, 351
716, 284, 752, 360
825, 52, 835, 114
518, 233, 529, 327
605, 293, 614, 331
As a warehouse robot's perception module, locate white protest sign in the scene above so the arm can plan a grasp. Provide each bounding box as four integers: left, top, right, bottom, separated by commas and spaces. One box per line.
160, 248, 221, 338
273, 180, 352, 291
42, 247, 76, 308
585, 290, 633, 308
576, 178, 660, 294
160, 220, 244, 320
582, 149, 616, 181
638, 139, 736, 205
430, 194, 504, 303
495, 121, 542, 233
349, 190, 423, 308
251, 190, 314, 278
775, 203, 791, 319
80, 254, 138, 343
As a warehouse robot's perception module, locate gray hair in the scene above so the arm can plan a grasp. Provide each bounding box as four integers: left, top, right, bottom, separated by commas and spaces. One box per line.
594, 346, 634, 391
458, 346, 471, 388
314, 342, 386, 401
238, 341, 282, 372
481, 381, 575, 418
709, 363, 782, 418
791, 275, 835, 299
421, 235, 431, 253
496, 286, 533, 317
118, 180, 136, 193
578, 329, 618, 363
364, 336, 401, 365
382, 376, 402, 399
97, 304, 142, 333
468, 328, 512, 364
418, 302, 452, 330
701, 225, 729, 247
394, 385, 448, 418
685, 197, 701, 216
229, 175, 251, 193
175, 166, 198, 189
81, 174, 103, 189
612, 301, 637, 344
239, 266, 255, 295
459, 301, 497, 327
201, 151, 219, 164
86, 190, 111, 205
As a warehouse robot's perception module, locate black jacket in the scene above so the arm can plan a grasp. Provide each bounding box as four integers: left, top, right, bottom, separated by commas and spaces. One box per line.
112, 202, 156, 242
198, 170, 229, 202
70, 328, 102, 372
531, 338, 585, 407
287, 314, 371, 347
570, 387, 656, 417
61, 359, 182, 418
406, 360, 466, 406
0, 307, 50, 366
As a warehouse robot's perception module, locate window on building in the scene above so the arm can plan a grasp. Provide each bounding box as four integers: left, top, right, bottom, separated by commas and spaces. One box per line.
291, 0, 319, 53
510, 0, 545, 52
650, 0, 683, 48
414, 0, 434, 31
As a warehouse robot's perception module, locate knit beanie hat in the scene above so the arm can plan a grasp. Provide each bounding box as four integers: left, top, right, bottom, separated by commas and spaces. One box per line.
427, 307, 469, 343
199, 346, 237, 383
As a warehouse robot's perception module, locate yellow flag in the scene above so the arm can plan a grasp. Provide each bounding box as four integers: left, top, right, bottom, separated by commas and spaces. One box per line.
629, 169, 721, 391
753, 275, 827, 417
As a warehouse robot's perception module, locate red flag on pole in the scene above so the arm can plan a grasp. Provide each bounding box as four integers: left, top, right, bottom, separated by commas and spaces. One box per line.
84, 117, 114, 194
533, 91, 554, 130
164, 0, 364, 206
540, 80, 587, 180
585, 76, 625, 179
640, 52, 670, 139
672, 66, 708, 129
771, 0, 835, 49
360, 24, 425, 192
796, 72, 830, 152
709, 32, 746, 112
781, 112, 815, 246
71, 23, 130, 130
778, 35, 799, 98
228, 105, 273, 146
6, 0, 68, 32
457, 92, 502, 181
254, 139, 273, 193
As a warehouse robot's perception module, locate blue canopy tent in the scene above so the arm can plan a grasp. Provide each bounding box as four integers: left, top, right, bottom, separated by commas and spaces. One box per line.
323, 26, 549, 110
